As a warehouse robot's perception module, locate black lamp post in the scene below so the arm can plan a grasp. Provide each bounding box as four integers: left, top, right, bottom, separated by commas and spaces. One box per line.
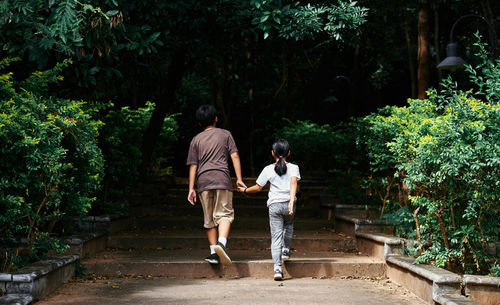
437, 14, 496, 70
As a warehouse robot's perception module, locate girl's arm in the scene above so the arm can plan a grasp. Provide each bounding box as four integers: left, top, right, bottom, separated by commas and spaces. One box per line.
237, 184, 263, 194
288, 176, 298, 215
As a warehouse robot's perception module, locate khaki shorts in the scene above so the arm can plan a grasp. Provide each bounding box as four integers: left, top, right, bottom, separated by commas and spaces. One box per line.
199, 189, 234, 228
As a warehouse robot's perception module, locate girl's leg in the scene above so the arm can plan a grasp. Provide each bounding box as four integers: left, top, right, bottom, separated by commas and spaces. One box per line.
282, 200, 296, 250
282, 217, 294, 250
268, 203, 285, 269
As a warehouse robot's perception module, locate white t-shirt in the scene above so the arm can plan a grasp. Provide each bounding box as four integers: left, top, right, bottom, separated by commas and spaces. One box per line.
256, 162, 301, 207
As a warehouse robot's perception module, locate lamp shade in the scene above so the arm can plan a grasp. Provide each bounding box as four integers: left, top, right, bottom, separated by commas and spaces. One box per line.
437, 43, 468, 70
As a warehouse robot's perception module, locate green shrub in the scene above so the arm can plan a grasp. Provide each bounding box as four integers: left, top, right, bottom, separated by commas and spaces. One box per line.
275, 120, 336, 174
98, 102, 178, 208
365, 38, 499, 274
276, 119, 365, 172
0, 58, 104, 270
275, 119, 368, 201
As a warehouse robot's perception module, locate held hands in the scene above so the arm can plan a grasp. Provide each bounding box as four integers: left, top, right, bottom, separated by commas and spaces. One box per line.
236, 179, 247, 194
187, 189, 197, 205
236, 179, 247, 189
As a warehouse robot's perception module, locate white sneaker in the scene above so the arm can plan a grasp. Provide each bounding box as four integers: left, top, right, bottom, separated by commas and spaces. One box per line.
274, 269, 283, 281
282, 249, 290, 261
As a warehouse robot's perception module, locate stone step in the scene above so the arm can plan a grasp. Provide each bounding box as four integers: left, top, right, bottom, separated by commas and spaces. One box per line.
106, 230, 356, 252
130, 195, 282, 207
129, 188, 324, 207
130, 216, 334, 230
129, 204, 320, 218
84, 249, 385, 279
132, 185, 326, 202
170, 177, 330, 188
131, 192, 271, 203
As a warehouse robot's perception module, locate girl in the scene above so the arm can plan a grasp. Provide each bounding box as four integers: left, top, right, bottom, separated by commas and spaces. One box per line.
237, 139, 300, 281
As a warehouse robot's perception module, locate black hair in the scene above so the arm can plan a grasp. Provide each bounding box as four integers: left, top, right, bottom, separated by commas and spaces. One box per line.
195, 104, 217, 128
272, 139, 290, 176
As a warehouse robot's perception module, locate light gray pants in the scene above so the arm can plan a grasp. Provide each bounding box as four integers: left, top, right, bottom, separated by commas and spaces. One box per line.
268, 201, 295, 269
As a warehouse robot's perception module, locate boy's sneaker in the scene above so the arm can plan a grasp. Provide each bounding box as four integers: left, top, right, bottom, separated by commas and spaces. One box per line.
274, 269, 284, 281
214, 242, 232, 266
282, 249, 290, 261
205, 253, 219, 264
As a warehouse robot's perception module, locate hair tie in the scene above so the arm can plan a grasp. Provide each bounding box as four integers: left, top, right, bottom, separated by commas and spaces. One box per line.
278, 156, 283, 159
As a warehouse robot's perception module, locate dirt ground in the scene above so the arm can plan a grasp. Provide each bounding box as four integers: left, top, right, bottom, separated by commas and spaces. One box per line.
37, 276, 426, 305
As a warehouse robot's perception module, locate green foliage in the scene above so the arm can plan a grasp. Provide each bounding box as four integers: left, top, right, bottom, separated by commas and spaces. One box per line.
0, 0, 107, 64
98, 102, 178, 206
363, 41, 500, 274
251, 0, 368, 42
275, 120, 337, 172
275, 119, 368, 201
75, 261, 88, 277
490, 263, 500, 278
10, 235, 70, 271
381, 207, 415, 238
0, 58, 104, 270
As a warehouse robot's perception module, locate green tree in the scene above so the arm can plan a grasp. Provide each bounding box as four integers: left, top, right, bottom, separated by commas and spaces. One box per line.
0, 58, 104, 269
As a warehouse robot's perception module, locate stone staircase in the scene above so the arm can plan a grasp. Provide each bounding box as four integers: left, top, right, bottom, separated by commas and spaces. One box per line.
84, 177, 386, 279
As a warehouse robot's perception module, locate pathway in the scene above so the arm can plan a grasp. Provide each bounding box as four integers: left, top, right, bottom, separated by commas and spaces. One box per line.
38, 277, 426, 305
34, 176, 425, 304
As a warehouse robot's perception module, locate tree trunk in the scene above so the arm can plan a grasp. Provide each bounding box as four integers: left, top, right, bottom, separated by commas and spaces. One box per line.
351, 33, 361, 114
404, 19, 416, 99
248, 87, 255, 176
478, 0, 499, 56
285, 46, 296, 118
434, 9, 442, 90
140, 49, 187, 172
212, 58, 232, 129
246, 38, 257, 176
417, 4, 430, 99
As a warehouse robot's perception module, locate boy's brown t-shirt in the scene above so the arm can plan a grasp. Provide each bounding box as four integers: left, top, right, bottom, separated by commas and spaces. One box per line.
186, 127, 238, 192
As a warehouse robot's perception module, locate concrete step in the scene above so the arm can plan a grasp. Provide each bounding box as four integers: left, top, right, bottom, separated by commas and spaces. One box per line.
170, 177, 330, 188
84, 249, 385, 279
130, 195, 281, 207
129, 204, 319, 218
132, 191, 271, 203
133, 183, 327, 202
106, 230, 356, 252
130, 215, 334, 230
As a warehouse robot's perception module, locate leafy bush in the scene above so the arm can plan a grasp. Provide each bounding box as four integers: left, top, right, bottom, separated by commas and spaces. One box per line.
275, 119, 368, 201
276, 120, 358, 173
0, 58, 104, 270
490, 263, 500, 278
364, 38, 499, 274
251, 0, 368, 42
98, 102, 178, 208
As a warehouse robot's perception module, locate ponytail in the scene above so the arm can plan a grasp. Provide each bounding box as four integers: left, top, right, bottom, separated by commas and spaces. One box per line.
272, 139, 290, 176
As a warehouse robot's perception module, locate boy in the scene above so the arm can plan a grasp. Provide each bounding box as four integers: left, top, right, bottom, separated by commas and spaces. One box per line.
186, 104, 246, 266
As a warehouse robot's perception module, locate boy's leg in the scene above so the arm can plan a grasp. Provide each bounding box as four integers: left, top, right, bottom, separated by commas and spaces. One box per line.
213, 190, 234, 265
199, 190, 220, 264
213, 189, 234, 241
269, 203, 285, 269
200, 191, 218, 245
218, 219, 231, 240
206, 227, 217, 245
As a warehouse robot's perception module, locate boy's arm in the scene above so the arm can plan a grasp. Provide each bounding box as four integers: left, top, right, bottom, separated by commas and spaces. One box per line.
230, 152, 246, 188
187, 164, 197, 205
289, 176, 298, 215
